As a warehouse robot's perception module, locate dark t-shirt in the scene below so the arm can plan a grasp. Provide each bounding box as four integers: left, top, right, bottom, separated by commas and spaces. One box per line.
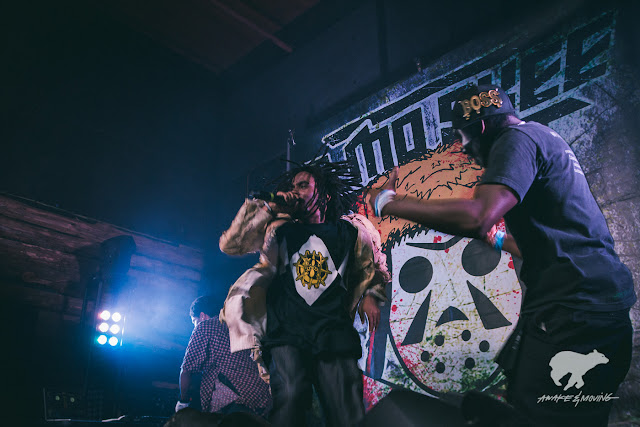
262, 219, 362, 358
481, 121, 636, 314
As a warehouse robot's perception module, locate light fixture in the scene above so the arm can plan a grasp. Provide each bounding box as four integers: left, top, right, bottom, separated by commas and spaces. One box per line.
95, 308, 125, 347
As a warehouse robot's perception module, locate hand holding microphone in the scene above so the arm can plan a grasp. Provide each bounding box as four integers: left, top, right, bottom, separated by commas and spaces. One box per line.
249, 191, 288, 206
249, 190, 302, 214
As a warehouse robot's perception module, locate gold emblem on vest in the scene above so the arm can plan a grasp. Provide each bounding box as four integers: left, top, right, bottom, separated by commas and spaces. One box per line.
294, 250, 332, 289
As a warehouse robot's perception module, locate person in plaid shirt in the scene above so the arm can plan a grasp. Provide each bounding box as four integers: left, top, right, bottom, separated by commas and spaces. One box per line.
176, 296, 272, 417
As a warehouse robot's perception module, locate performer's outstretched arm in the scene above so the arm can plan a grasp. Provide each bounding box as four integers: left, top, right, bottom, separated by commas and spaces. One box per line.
366, 167, 519, 239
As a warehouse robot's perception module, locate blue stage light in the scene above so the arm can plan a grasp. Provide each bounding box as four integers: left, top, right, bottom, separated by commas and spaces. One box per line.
95, 308, 126, 347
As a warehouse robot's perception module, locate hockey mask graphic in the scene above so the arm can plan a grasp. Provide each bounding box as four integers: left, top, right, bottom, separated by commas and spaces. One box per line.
354, 144, 520, 395
387, 229, 521, 393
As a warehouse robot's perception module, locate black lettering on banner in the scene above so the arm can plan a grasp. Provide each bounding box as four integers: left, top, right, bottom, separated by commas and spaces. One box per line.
438, 86, 469, 146
565, 14, 611, 92
478, 73, 493, 86
520, 40, 563, 111
343, 123, 395, 185
392, 109, 427, 165
323, 12, 615, 186
500, 59, 518, 107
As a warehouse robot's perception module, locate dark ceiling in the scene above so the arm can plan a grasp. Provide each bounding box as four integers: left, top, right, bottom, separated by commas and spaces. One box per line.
102, 0, 321, 74
2, 0, 371, 247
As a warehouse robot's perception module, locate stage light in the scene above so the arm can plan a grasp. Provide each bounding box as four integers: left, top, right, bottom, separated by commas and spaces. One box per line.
95, 308, 126, 348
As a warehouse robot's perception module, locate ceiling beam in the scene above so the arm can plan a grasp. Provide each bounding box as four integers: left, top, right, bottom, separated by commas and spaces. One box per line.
209, 0, 293, 53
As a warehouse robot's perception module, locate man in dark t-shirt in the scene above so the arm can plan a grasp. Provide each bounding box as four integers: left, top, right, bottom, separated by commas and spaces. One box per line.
481, 121, 635, 313
368, 84, 635, 426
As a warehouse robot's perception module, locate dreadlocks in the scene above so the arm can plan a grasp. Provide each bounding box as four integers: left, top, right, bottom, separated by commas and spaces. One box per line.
274, 159, 362, 222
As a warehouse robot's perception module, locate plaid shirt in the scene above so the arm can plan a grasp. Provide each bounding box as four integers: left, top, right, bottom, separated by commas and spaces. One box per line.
181, 316, 272, 413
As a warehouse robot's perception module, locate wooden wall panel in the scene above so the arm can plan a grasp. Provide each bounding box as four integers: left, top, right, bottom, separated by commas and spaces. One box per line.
0, 193, 205, 352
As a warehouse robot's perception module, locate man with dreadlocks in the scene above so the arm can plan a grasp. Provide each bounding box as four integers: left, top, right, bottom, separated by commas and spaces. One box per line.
219, 160, 389, 427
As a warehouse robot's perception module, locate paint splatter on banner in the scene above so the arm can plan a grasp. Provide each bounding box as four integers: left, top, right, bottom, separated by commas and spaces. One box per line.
354, 143, 521, 399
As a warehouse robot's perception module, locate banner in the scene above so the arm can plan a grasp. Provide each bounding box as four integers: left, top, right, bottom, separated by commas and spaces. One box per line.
312, 10, 618, 408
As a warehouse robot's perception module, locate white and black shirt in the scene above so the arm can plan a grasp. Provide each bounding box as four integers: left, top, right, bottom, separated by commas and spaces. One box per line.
262, 219, 362, 358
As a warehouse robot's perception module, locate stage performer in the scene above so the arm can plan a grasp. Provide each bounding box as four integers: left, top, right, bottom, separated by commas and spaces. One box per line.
219, 159, 389, 427
176, 296, 272, 418
368, 84, 636, 426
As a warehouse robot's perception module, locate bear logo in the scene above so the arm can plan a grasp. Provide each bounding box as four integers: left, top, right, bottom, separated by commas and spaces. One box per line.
549, 349, 609, 391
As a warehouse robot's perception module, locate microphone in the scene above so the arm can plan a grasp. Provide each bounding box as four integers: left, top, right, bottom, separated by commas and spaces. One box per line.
249, 190, 287, 206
